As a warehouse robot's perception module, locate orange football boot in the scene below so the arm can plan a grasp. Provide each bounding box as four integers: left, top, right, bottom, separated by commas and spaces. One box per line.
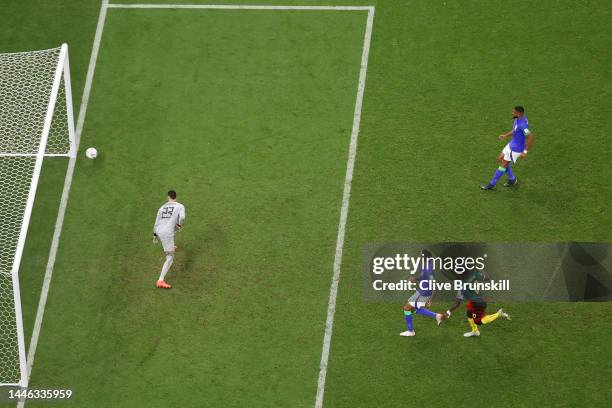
156, 280, 172, 289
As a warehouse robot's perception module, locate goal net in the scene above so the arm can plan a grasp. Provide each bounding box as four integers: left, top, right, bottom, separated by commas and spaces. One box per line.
0, 44, 76, 387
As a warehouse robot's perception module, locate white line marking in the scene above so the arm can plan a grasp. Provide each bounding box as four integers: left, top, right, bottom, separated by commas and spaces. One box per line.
108, 4, 374, 11
21, 161, 77, 392
315, 7, 374, 408
18, 4, 374, 407
19, 1, 109, 406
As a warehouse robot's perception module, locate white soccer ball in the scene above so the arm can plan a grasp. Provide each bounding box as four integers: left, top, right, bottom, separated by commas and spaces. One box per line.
85, 147, 98, 159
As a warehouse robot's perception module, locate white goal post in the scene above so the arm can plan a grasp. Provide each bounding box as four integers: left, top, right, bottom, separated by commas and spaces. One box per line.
0, 44, 76, 388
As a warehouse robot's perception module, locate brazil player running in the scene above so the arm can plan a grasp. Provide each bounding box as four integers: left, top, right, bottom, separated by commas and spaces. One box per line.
400, 250, 446, 337
482, 106, 534, 190
153, 190, 185, 289
456, 269, 511, 337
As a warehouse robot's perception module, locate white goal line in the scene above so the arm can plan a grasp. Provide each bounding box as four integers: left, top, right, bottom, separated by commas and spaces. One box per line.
108, 3, 374, 11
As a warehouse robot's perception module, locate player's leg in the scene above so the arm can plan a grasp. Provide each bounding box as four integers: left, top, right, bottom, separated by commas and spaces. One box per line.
414, 297, 446, 325
503, 152, 519, 187
400, 293, 418, 336
463, 301, 483, 337
504, 163, 517, 186
415, 304, 442, 321
401, 294, 447, 337
464, 317, 480, 337
158, 251, 174, 283
156, 235, 175, 289
401, 303, 416, 336
482, 147, 510, 190
482, 308, 511, 324
483, 159, 508, 189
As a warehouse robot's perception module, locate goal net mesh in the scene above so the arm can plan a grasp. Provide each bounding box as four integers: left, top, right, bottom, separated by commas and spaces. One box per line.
0, 46, 71, 385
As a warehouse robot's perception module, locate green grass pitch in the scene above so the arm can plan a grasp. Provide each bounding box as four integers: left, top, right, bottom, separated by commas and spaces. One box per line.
1, 1, 611, 407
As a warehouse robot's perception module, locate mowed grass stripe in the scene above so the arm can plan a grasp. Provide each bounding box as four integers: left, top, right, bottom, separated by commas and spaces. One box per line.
27, 9, 366, 407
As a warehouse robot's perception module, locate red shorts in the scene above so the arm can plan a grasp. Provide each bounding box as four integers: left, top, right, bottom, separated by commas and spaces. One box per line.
466, 300, 487, 325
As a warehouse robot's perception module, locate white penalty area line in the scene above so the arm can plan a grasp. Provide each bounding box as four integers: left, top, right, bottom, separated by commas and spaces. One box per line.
19, 3, 373, 408
108, 4, 376, 407
19, 1, 109, 407
107, 3, 374, 11
315, 7, 374, 408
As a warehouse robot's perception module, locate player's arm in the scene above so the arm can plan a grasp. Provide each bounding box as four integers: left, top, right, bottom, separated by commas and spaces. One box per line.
153, 213, 159, 234
431, 289, 436, 301
425, 269, 436, 307
153, 209, 161, 240
447, 297, 462, 313
408, 271, 418, 283
522, 130, 534, 157
426, 288, 436, 307
445, 290, 463, 317
176, 206, 186, 231
498, 130, 513, 141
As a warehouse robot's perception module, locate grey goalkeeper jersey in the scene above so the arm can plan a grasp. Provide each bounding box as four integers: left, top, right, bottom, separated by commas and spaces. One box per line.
154, 201, 185, 236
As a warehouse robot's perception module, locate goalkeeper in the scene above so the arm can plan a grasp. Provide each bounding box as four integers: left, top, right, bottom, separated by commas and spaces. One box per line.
153, 190, 185, 289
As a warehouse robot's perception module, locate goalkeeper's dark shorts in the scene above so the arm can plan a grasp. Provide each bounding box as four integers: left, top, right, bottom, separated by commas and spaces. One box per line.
466, 300, 487, 325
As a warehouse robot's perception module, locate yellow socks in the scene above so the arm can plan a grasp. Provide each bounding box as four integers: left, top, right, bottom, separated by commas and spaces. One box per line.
481, 310, 501, 325
468, 318, 479, 332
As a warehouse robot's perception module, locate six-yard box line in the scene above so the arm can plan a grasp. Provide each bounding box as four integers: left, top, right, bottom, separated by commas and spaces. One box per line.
22, 3, 375, 408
